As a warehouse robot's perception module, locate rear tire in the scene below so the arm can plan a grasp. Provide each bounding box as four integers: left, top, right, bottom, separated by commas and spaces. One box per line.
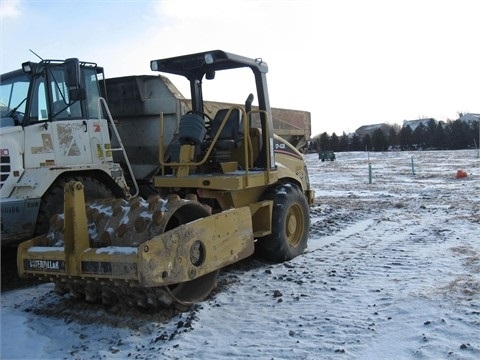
35, 175, 114, 236
256, 184, 310, 262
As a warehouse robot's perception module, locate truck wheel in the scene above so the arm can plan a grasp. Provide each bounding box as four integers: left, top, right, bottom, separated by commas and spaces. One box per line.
35, 176, 114, 236
256, 184, 310, 262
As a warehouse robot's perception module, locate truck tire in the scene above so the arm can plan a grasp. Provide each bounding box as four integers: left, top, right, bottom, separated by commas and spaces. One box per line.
35, 176, 114, 236
256, 184, 310, 262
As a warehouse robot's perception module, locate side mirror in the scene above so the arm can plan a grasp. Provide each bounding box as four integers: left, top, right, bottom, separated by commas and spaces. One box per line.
65, 58, 86, 101
69, 88, 86, 101
65, 58, 81, 87
206, 70, 215, 80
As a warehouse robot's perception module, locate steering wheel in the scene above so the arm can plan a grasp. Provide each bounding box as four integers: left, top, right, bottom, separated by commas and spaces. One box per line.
8, 109, 25, 124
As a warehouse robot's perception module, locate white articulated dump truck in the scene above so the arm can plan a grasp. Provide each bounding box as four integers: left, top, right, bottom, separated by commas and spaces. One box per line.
0, 59, 133, 245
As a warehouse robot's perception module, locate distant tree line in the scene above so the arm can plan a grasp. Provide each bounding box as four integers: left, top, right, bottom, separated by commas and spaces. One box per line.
311, 119, 480, 152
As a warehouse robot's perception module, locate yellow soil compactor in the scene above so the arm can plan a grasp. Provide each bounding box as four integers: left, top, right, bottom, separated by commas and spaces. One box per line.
16, 50, 315, 309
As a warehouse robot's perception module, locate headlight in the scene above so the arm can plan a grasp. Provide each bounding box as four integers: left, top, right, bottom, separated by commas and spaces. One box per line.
22, 61, 33, 73
204, 53, 214, 64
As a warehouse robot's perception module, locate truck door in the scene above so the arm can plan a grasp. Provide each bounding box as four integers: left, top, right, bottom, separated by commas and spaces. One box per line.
24, 66, 93, 167
24, 121, 95, 167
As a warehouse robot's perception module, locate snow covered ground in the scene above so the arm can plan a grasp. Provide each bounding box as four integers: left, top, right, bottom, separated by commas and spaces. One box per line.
1, 149, 479, 360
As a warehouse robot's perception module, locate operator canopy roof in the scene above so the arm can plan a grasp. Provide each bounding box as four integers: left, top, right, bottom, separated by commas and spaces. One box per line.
150, 50, 268, 80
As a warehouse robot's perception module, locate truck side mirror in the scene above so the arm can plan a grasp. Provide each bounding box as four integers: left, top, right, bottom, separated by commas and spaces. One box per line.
65, 58, 86, 101
206, 70, 215, 80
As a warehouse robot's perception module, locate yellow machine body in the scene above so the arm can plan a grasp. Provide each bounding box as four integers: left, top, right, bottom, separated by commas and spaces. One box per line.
16, 50, 314, 308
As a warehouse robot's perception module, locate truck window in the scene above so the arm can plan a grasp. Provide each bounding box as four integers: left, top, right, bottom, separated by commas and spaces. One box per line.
27, 73, 49, 123
0, 73, 29, 124
84, 68, 103, 119
50, 68, 81, 120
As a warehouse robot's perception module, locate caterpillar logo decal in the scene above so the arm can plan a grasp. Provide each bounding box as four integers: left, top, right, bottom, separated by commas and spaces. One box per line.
24, 259, 65, 272
274, 141, 303, 160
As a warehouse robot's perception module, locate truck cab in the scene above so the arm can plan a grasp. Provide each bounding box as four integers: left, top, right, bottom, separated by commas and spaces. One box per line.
1, 59, 129, 245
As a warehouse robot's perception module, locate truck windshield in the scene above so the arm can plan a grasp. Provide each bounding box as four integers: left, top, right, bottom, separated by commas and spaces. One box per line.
0, 71, 30, 124
1, 63, 105, 125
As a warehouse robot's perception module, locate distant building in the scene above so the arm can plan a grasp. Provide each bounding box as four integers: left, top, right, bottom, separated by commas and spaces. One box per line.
402, 118, 436, 131
457, 113, 480, 124
355, 123, 390, 138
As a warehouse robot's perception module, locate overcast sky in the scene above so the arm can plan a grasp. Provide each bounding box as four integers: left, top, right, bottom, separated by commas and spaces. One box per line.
1, 0, 479, 136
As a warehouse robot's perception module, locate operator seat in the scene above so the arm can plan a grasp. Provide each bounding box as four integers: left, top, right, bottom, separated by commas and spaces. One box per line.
209, 108, 243, 149
200, 108, 243, 169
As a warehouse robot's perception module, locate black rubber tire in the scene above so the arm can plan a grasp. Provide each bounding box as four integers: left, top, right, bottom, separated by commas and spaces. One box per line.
35, 176, 114, 236
256, 184, 310, 262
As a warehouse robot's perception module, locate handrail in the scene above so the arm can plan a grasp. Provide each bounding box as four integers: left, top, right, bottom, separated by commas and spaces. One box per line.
158, 106, 271, 186
247, 109, 271, 183
159, 107, 247, 169
97, 97, 139, 197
